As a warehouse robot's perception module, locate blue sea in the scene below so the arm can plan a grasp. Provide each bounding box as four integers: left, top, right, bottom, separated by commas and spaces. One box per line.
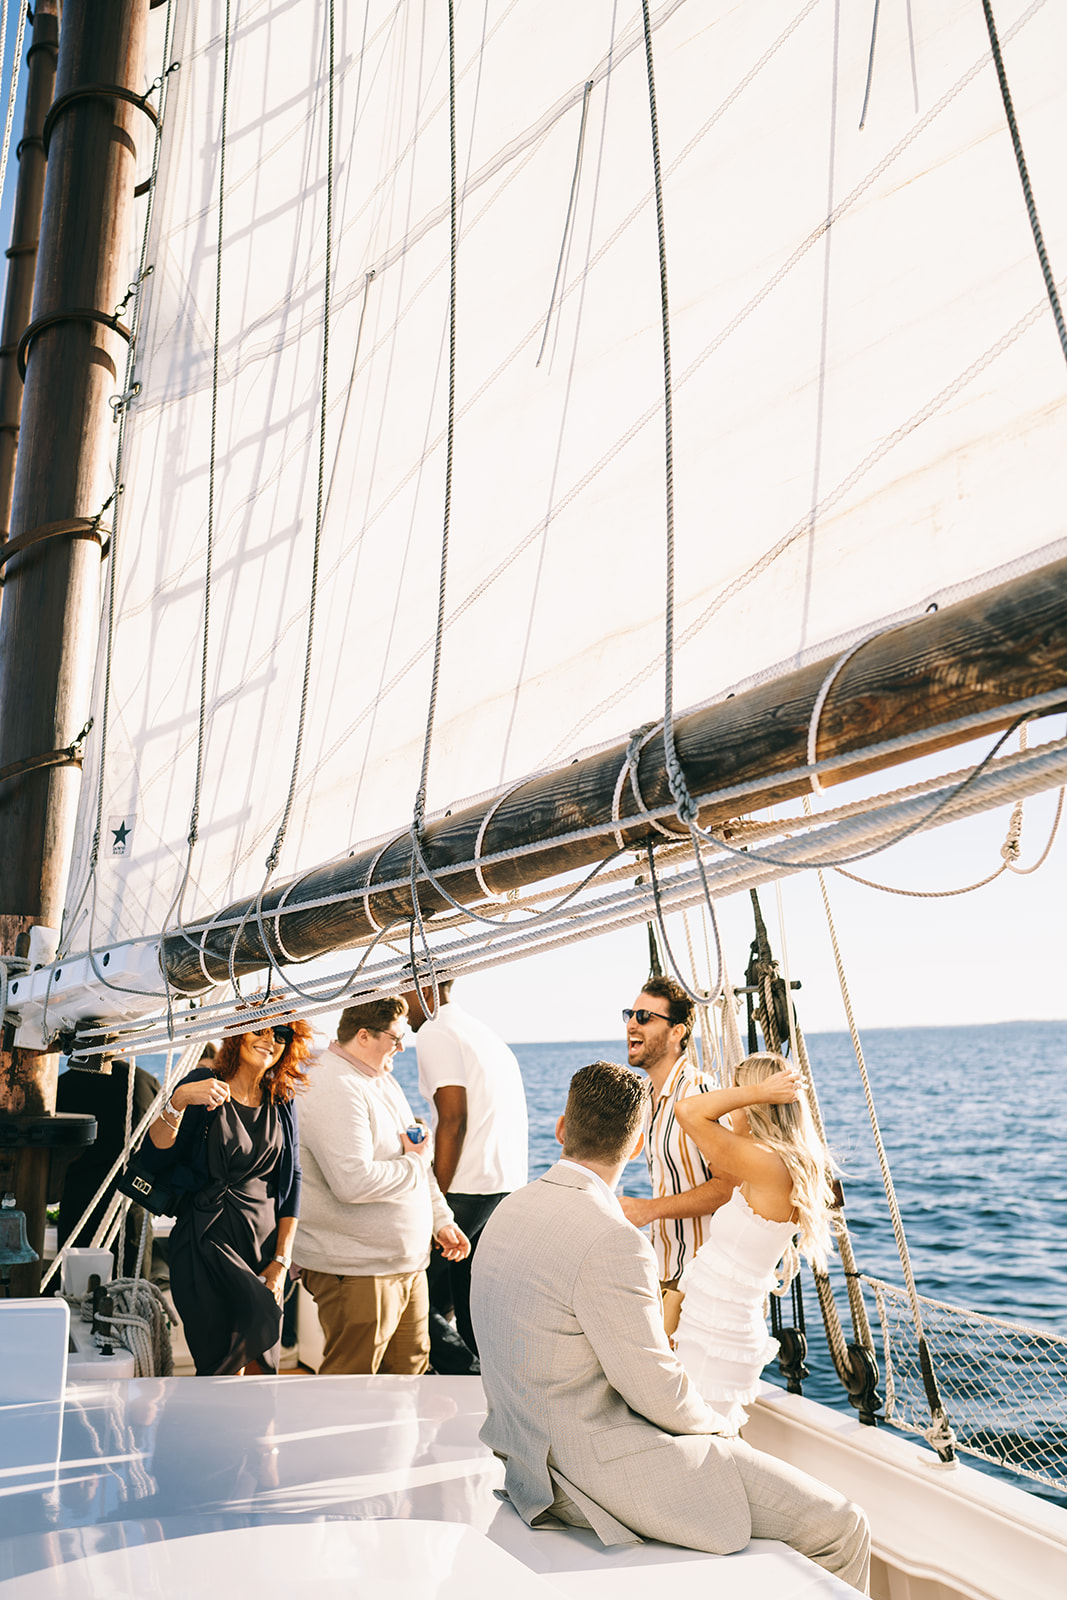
392, 1020, 1067, 1503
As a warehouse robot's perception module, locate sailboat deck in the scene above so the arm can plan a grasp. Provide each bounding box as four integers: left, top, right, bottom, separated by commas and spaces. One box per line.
0, 1374, 854, 1597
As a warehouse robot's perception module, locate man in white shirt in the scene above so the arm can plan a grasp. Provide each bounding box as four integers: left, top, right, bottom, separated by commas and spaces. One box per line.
293, 995, 470, 1374
404, 979, 528, 1375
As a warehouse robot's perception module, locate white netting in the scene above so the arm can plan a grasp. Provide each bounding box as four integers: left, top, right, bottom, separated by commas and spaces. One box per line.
865, 1275, 1067, 1491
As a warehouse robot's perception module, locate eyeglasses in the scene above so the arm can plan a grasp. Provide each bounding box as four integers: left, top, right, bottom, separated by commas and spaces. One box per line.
622, 1008, 673, 1026
253, 1025, 295, 1046
372, 1028, 405, 1047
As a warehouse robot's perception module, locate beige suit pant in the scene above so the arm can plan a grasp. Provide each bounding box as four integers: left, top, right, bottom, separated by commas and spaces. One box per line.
302, 1267, 430, 1375
728, 1436, 870, 1592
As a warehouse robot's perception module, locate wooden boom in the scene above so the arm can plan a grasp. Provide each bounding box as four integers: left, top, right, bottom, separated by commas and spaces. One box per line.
162, 553, 1067, 992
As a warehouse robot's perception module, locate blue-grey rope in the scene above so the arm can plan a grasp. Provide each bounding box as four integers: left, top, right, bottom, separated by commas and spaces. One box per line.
411, 0, 459, 840
189, 0, 231, 859
981, 0, 1067, 366
858, 0, 881, 131
262, 0, 334, 879
639, 0, 723, 1004
239, 0, 336, 998
407, 0, 460, 1020
0, 0, 26, 213
65, 1, 178, 945
536, 80, 593, 368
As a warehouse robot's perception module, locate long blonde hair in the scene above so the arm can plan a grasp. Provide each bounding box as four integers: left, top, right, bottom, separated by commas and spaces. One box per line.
734, 1052, 835, 1289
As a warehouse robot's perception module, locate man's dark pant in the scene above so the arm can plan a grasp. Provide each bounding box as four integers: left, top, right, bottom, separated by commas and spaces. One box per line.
428, 1191, 505, 1375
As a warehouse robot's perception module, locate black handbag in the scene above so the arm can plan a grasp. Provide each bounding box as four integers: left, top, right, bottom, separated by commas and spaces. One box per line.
115, 1151, 184, 1217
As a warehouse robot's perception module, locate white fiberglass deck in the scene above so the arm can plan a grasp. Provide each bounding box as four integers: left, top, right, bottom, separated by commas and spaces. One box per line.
0, 1374, 855, 1598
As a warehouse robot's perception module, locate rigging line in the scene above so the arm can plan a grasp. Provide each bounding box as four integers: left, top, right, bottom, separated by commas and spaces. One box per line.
231, 0, 337, 1001
261, 0, 335, 878
411, 0, 458, 842
67, 0, 179, 956
0, 0, 24, 215
980, 0, 1067, 368
640, 0, 722, 1005
857, 0, 880, 131
689, 712, 1037, 875
811, 846, 956, 1460
535, 79, 593, 368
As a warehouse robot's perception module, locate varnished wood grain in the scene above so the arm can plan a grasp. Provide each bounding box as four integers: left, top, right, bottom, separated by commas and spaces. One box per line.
164, 555, 1067, 990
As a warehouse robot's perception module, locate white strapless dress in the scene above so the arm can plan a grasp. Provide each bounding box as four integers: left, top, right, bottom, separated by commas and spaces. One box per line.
673, 1187, 798, 1435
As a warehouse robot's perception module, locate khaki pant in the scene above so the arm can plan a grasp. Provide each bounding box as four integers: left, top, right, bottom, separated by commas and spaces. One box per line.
660, 1277, 684, 1339
301, 1267, 430, 1375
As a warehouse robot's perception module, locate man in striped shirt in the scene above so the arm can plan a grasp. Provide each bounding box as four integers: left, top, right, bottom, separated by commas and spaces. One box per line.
618, 976, 736, 1334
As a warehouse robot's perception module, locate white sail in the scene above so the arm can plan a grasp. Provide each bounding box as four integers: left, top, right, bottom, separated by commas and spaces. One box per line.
63, 0, 1067, 957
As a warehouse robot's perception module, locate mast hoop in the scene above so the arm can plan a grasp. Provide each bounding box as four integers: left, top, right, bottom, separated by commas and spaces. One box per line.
41, 83, 159, 159
14, 135, 43, 160
4, 238, 38, 257
16, 308, 132, 380
0, 516, 109, 578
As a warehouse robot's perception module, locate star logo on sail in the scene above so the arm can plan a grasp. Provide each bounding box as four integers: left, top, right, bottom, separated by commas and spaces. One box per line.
109, 815, 136, 856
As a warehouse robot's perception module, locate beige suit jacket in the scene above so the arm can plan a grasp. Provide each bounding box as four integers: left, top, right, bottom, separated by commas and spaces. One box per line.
470, 1161, 751, 1552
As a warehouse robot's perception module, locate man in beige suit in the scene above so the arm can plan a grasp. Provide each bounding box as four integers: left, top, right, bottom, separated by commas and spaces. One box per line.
470, 1061, 870, 1591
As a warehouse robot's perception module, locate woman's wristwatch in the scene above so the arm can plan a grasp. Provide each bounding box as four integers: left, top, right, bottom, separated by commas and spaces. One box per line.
272, 1254, 291, 1269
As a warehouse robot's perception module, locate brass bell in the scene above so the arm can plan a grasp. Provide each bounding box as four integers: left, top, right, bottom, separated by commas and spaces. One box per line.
0, 1192, 39, 1275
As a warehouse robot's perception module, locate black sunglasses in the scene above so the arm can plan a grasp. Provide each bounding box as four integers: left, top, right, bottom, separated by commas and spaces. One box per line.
252, 1023, 295, 1046
622, 1008, 673, 1026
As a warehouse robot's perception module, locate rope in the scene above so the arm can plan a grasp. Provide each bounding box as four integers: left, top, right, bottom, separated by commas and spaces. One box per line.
85, 1279, 175, 1377
811, 848, 956, 1460
262, 0, 334, 877
68, 727, 1067, 1060
61, 1, 179, 953
638, 0, 724, 1007
833, 722, 1064, 894
411, 0, 459, 842
981, 0, 1067, 367
39, 1042, 198, 1294
536, 80, 593, 368
857, 0, 880, 131
0, 0, 26, 217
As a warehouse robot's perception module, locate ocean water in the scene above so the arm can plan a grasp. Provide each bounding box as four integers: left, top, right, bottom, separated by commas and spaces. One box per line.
392, 1020, 1067, 1502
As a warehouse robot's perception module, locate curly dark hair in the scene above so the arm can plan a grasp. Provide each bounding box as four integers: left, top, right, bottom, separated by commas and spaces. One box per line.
214, 1017, 315, 1103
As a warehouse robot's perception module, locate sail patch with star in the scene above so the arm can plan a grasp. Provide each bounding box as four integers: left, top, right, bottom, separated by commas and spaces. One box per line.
109, 815, 136, 856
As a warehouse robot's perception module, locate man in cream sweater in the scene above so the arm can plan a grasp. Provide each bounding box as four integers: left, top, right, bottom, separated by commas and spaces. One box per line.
294, 995, 470, 1374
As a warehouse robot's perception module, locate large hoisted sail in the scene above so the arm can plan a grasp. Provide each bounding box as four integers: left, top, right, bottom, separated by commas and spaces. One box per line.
44, 0, 1067, 1032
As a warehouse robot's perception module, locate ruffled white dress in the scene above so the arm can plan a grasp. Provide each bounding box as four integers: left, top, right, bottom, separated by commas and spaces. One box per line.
673, 1187, 798, 1434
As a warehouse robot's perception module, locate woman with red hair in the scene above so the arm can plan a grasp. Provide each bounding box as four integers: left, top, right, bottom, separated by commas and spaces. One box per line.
140, 1016, 314, 1374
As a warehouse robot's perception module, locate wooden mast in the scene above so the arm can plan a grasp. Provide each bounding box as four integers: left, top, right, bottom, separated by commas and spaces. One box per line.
0, 0, 59, 540
162, 553, 1067, 993
0, 0, 151, 1293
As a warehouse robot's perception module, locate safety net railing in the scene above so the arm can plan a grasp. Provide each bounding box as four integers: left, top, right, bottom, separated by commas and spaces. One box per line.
864, 1275, 1067, 1492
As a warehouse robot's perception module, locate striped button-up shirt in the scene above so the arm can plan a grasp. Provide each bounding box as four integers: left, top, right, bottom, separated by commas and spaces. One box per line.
644, 1056, 716, 1282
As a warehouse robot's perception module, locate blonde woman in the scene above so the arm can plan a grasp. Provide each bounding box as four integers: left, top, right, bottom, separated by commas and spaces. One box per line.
672, 1053, 834, 1434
